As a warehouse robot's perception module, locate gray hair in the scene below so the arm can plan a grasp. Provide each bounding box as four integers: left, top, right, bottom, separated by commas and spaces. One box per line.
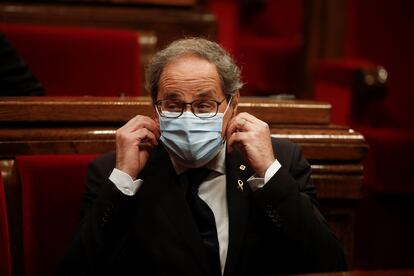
145, 37, 243, 102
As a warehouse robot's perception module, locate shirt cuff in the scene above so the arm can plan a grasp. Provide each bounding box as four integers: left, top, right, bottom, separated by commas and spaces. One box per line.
247, 159, 282, 191
109, 168, 143, 196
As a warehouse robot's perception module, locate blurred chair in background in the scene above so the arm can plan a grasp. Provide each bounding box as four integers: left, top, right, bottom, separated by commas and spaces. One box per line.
16, 154, 98, 276
209, 0, 305, 97
0, 24, 141, 97
0, 174, 12, 276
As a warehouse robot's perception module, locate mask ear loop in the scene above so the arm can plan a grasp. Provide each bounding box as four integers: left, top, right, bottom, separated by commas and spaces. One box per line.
223, 95, 234, 115
221, 95, 235, 145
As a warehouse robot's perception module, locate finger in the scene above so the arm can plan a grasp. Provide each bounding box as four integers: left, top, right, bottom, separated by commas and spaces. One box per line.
129, 121, 159, 141
227, 131, 251, 152
237, 112, 266, 126
237, 118, 247, 130
130, 128, 158, 147
131, 117, 160, 136
121, 115, 146, 130
227, 115, 252, 136
235, 112, 270, 134
146, 120, 161, 140
138, 129, 158, 147
237, 112, 263, 123
122, 115, 160, 136
226, 115, 242, 136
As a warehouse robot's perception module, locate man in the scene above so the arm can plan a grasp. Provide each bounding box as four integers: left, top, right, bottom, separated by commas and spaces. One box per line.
59, 38, 346, 275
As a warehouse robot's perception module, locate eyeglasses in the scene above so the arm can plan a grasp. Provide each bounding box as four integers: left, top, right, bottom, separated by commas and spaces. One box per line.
155, 98, 228, 118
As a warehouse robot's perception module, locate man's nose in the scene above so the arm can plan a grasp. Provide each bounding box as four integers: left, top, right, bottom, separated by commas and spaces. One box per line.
183, 103, 192, 112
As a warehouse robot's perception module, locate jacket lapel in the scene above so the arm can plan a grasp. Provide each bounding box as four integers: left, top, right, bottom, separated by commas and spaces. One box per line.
223, 148, 254, 276
141, 145, 214, 276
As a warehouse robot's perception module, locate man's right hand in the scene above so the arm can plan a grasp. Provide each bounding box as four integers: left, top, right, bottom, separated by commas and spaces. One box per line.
115, 115, 160, 180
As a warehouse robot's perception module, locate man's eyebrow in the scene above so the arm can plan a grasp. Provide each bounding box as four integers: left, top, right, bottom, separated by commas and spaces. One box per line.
162, 91, 184, 100
194, 90, 216, 99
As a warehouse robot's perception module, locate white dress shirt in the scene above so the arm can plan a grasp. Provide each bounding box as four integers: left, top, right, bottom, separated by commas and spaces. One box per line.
109, 146, 281, 275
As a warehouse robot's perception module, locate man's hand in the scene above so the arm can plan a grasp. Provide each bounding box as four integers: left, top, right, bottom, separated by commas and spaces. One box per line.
227, 112, 275, 177
115, 115, 160, 180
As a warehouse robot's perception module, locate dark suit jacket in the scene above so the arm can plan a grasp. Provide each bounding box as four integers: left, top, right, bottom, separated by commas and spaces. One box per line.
58, 138, 346, 276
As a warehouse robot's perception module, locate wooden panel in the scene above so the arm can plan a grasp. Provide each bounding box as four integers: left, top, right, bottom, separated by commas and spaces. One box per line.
0, 128, 365, 159
68, 0, 198, 5
323, 207, 356, 271
0, 96, 331, 125
16, 0, 196, 4
304, 269, 414, 276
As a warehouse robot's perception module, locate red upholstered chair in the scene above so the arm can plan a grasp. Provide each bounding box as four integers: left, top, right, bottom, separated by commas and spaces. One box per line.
209, 0, 304, 96
208, 0, 239, 54
0, 175, 12, 276
0, 23, 141, 96
239, 0, 303, 96
314, 59, 388, 126
314, 59, 414, 195
16, 154, 98, 276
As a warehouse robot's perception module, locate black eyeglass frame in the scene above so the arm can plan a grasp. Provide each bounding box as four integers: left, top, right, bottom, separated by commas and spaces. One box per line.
155, 96, 231, 119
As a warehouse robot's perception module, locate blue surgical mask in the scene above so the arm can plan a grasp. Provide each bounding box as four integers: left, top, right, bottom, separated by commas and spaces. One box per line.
158, 99, 232, 168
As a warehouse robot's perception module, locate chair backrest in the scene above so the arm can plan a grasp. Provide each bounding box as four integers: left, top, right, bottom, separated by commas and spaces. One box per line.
210, 0, 305, 96
0, 175, 12, 276
0, 23, 141, 96
16, 154, 98, 276
314, 59, 387, 126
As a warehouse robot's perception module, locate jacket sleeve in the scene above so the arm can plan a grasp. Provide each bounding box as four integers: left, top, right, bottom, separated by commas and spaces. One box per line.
57, 153, 137, 275
253, 140, 347, 272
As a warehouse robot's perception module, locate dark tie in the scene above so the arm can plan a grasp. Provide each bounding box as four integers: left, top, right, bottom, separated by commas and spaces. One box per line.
180, 168, 221, 275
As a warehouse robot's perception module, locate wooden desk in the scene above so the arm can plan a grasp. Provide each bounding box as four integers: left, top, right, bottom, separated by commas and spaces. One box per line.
0, 96, 367, 270
300, 269, 414, 276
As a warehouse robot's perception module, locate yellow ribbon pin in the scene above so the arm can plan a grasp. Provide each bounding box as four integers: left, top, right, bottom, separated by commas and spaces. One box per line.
237, 180, 244, 190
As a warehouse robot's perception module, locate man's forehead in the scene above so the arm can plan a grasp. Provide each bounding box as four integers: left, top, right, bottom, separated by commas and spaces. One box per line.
162, 90, 217, 99
157, 56, 223, 96
161, 55, 218, 77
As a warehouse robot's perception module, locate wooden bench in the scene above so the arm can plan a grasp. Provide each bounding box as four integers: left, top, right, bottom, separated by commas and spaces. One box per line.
0, 96, 367, 273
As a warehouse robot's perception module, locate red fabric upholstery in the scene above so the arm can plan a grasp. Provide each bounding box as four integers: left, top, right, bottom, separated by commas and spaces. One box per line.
237, 0, 303, 96
314, 81, 352, 126
345, 0, 414, 129
208, 0, 303, 96
208, 0, 239, 54
16, 154, 98, 276
314, 59, 414, 194
314, 59, 379, 126
315, 59, 376, 88
238, 35, 302, 96
0, 23, 141, 96
243, 0, 303, 37
0, 175, 12, 276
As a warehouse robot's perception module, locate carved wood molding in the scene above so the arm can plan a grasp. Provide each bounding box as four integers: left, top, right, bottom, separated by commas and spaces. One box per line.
0, 96, 331, 124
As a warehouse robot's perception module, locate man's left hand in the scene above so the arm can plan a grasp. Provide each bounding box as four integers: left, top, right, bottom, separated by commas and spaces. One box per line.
227, 112, 275, 177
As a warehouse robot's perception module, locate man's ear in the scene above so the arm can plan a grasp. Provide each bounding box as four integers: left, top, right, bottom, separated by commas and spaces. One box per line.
231, 91, 240, 114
